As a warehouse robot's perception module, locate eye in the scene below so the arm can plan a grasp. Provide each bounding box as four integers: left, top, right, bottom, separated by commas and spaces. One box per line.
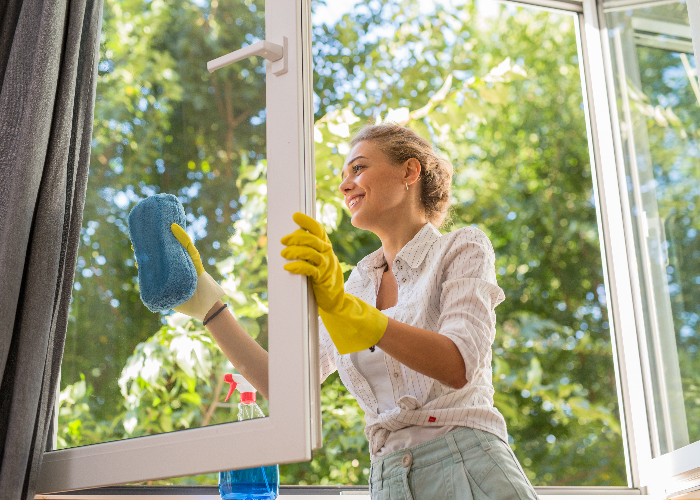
341, 164, 365, 182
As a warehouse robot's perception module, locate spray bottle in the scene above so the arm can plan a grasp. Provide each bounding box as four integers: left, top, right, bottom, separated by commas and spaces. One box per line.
219, 374, 279, 500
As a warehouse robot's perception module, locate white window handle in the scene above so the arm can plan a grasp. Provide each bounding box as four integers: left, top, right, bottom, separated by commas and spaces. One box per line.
207, 37, 288, 76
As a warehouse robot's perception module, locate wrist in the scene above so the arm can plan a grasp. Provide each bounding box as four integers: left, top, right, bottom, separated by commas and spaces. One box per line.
174, 272, 225, 321
204, 302, 228, 326
204, 300, 225, 323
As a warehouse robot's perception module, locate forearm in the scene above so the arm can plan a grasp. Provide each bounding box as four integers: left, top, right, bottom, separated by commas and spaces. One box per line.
376, 318, 468, 389
204, 300, 270, 400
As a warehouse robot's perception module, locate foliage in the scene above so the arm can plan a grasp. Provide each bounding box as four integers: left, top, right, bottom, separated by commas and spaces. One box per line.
59, 0, 634, 488
58, 374, 116, 449
281, 373, 372, 485
63, 0, 266, 426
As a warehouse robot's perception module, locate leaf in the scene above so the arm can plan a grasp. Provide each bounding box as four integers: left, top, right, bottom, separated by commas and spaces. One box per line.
526, 356, 543, 389
478, 83, 509, 105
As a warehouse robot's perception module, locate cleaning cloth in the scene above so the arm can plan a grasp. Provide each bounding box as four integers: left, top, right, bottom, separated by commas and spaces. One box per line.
128, 194, 198, 312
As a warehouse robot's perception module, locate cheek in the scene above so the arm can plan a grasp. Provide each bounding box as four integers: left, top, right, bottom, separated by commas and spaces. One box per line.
358, 170, 399, 194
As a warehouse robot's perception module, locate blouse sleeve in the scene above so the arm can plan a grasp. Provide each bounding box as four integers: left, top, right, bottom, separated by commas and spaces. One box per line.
437, 227, 505, 384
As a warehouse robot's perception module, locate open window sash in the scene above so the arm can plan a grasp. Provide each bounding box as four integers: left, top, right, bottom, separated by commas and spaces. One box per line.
592, 0, 700, 496
640, 1, 700, 494
36, 0, 319, 493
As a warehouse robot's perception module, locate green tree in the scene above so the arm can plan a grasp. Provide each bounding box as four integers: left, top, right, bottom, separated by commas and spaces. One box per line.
64, 0, 266, 425
60, 0, 630, 487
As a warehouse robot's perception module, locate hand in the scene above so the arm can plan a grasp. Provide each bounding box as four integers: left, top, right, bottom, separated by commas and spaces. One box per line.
170, 223, 225, 322
281, 212, 388, 354
280, 212, 344, 312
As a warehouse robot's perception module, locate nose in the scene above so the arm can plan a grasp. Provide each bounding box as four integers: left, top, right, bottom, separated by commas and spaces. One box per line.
339, 174, 353, 194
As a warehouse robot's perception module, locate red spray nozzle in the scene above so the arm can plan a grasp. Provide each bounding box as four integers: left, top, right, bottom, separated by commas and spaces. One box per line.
223, 374, 237, 402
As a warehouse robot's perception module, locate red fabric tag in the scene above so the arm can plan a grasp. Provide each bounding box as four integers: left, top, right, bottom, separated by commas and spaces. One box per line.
428, 416, 436, 422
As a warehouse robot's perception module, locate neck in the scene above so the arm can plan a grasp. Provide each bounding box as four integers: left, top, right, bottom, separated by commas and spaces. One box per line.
375, 219, 429, 271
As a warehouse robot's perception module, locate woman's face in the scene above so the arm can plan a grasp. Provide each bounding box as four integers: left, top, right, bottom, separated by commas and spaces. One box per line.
339, 140, 414, 231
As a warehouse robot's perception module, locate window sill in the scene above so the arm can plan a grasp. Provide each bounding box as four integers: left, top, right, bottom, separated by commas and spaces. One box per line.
36, 485, 645, 499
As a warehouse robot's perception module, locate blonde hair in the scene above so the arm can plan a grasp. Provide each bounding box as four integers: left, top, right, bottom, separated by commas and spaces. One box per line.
350, 123, 453, 228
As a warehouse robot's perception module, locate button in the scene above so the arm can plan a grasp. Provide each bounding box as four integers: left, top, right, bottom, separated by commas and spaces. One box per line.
402, 453, 412, 468
394, 372, 399, 378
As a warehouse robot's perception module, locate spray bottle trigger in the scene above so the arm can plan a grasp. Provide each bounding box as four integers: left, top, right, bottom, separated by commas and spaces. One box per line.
223, 374, 237, 402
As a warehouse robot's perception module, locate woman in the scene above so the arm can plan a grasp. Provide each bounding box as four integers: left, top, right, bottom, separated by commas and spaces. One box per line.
170, 124, 538, 500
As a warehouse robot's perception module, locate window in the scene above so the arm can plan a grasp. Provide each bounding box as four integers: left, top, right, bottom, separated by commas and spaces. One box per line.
310, 0, 624, 487
39, 0, 318, 492
37, 0, 700, 494
601, 0, 700, 495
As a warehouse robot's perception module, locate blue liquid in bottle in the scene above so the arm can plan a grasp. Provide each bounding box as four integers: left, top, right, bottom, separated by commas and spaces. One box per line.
219, 376, 279, 500
219, 465, 279, 500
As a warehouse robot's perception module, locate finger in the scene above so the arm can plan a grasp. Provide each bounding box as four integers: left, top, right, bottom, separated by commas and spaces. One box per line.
292, 212, 330, 242
281, 245, 323, 266
281, 229, 331, 253
284, 260, 321, 281
171, 223, 192, 247
171, 223, 205, 276
280, 228, 309, 246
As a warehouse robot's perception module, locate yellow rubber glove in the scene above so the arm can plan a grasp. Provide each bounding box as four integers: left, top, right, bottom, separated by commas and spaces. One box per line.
281, 212, 388, 355
170, 223, 225, 322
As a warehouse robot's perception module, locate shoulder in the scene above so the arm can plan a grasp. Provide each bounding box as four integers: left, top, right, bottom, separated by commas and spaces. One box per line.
429, 226, 498, 281
437, 226, 496, 260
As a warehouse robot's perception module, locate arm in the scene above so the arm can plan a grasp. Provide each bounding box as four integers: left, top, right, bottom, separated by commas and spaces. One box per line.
377, 318, 467, 389
432, 228, 505, 387
203, 299, 270, 400
380, 228, 504, 390
280, 215, 503, 387
167, 225, 271, 400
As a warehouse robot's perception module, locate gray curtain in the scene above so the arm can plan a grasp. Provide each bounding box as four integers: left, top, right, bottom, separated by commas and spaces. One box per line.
0, 0, 103, 497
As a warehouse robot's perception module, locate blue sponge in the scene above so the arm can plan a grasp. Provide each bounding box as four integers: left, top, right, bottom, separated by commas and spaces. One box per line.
127, 194, 198, 312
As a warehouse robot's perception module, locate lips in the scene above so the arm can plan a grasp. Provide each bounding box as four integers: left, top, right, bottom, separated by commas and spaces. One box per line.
348, 195, 364, 209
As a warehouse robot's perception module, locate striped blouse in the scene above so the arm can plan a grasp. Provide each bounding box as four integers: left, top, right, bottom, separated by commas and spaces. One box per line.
318, 221, 509, 457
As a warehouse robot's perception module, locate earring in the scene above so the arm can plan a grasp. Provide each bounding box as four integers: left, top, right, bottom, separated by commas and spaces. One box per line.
406, 183, 409, 191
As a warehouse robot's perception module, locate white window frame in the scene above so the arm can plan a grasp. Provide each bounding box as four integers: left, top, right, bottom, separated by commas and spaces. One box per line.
587, 0, 700, 497
37, 0, 700, 496
501, 0, 655, 495
36, 0, 319, 493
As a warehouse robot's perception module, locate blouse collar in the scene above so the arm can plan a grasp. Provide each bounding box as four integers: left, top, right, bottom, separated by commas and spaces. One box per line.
356, 222, 441, 280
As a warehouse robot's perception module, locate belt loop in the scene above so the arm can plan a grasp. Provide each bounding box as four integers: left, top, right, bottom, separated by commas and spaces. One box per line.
445, 433, 463, 463
475, 429, 492, 451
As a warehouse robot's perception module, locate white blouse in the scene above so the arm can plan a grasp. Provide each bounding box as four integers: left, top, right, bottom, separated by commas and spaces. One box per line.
319, 221, 508, 458
350, 344, 462, 457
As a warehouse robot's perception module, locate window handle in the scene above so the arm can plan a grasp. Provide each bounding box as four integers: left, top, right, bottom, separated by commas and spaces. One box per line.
207, 37, 288, 75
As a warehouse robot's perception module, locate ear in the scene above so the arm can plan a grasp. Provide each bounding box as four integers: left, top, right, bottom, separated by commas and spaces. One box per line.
403, 158, 422, 186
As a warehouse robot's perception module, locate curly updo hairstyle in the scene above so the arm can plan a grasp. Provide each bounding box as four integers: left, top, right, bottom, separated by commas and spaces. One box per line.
350, 123, 454, 228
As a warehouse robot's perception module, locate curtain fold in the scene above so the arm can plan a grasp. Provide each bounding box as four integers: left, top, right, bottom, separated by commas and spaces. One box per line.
0, 0, 103, 497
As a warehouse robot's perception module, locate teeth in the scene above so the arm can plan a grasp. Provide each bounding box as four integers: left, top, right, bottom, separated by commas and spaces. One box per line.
349, 196, 363, 208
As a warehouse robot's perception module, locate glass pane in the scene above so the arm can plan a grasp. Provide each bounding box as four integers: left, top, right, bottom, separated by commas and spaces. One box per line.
278, 0, 624, 487
605, 0, 700, 456
59, 0, 269, 454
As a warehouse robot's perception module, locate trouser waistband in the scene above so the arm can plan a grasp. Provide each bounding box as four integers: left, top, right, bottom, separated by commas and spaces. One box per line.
369, 426, 498, 489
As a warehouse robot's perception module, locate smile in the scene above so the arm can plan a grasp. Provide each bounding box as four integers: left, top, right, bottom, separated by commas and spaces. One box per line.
349, 195, 364, 209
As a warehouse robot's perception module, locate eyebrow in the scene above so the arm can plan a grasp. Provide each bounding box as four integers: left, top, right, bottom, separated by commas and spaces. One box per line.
341, 155, 368, 180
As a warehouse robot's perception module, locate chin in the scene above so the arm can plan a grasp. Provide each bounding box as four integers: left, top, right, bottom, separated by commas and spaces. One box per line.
350, 211, 371, 231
